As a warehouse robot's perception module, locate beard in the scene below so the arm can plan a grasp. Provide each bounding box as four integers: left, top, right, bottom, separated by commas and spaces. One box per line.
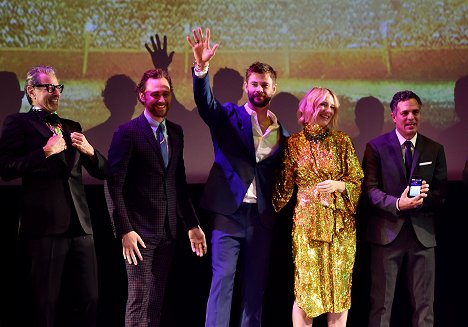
248, 91, 272, 108
149, 102, 170, 119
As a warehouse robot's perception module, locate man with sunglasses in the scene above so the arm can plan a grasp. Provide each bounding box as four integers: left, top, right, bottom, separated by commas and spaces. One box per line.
0, 65, 109, 327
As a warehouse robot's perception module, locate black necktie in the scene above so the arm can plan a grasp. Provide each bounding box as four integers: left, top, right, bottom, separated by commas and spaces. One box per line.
404, 140, 413, 178
157, 124, 168, 168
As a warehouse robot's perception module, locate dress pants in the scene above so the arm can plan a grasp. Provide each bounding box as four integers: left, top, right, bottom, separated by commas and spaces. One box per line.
368, 221, 435, 327
28, 235, 98, 327
125, 234, 175, 327
205, 203, 273, 327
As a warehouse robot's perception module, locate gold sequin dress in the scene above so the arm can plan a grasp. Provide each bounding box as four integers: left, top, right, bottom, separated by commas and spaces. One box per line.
273, 124, 363, 318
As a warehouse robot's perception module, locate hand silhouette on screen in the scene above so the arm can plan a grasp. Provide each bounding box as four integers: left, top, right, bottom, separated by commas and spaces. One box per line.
145, 34, 174, 72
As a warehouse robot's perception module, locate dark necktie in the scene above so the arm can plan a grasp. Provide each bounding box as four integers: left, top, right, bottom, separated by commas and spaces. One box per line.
404, 140, 413, 179
157, 124, 168, 168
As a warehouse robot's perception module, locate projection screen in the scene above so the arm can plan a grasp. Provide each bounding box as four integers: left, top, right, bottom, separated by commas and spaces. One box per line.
1, 0, 467, 183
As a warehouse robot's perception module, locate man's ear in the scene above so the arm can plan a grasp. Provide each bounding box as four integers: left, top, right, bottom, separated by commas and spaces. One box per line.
26, 85, 35, 100
138, 92, 145, 103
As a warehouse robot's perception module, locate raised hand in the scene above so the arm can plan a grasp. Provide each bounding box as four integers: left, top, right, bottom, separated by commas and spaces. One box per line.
145, 34, 175, 71
186, 27, 219, 66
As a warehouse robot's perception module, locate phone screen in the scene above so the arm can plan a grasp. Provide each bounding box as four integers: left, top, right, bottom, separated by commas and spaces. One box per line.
409, 177, 423, 197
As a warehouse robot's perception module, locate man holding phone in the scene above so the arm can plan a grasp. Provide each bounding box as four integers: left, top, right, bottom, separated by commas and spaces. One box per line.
362, 90, 447, 327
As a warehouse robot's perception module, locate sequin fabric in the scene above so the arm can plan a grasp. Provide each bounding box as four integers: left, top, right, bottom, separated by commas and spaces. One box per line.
273, 124, 363, 318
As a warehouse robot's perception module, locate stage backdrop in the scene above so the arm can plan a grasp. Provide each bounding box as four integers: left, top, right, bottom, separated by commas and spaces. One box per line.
1, 0, 467, 183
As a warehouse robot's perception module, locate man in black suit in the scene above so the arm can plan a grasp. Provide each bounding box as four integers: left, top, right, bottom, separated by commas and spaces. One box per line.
186, 28, 289, 326
107, 68, 207, 327
362, 90, 447, 327
0, 65, 110, 327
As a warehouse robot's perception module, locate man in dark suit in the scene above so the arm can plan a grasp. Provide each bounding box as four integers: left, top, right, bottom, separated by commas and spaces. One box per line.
0, 65, 110, 327
362, 90, 447, 327
107, 68, 207, 327
186, 28, 289, 326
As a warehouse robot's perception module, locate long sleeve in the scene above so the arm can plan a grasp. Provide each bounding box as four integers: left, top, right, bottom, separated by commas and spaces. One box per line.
336, 134, 364, 215
107, 124, 134, 236
273, 140, 295, 212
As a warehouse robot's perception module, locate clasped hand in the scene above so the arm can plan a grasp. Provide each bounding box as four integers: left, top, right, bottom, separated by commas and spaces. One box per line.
316, 180, 346, 194
44, 132, 94, 158
43, 134, 66, 158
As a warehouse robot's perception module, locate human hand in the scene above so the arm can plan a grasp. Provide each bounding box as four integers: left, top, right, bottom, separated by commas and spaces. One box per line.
43, 134, 66, 158
145, 33, 174, 71
186, 27, 218, 68
316, 180, 346, 194
188, 226, 207, 257
122, 231, 146, 265
398, 181, 429, 210
71, 132, 95, 157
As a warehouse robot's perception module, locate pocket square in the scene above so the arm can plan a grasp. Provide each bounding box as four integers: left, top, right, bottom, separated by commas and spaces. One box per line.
419, 161, 432, 166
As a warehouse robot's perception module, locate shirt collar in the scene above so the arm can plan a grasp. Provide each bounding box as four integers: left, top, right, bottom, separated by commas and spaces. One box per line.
243, 104, 278, 124
144, 109, 165, 131
395, 129, 417, 147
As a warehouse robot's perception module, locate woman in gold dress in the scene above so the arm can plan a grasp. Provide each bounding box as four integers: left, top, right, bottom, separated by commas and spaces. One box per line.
273, 87, 363, 326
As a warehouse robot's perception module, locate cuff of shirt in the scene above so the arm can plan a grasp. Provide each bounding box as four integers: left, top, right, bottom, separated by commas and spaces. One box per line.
193, 63, 209, 77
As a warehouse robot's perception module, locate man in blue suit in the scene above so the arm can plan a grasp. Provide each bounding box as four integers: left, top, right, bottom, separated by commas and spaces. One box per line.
186, 28, 289, 326
362, 90, 447, 327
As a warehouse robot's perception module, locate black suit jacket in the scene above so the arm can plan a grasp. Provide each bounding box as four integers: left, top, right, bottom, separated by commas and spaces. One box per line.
107, 113, 199, 239
362, 130, 447, 247
0, 110, 109, 236
193, 70, 289, 229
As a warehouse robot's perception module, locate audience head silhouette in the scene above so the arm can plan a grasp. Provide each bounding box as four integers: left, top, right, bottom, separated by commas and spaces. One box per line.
213, 67, 244, 105
0, 71, 24, 126
355, 96, 385, 136
454, 75, 468, 123
102, 74, 137, 122
352, 96, 385, 163
270, 91, 301, 134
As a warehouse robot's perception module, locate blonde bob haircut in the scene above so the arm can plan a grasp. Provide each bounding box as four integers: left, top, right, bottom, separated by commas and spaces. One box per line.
297, 87, 340, 130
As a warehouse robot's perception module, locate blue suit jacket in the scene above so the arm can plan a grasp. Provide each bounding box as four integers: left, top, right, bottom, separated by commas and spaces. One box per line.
362, 130, 447, 247
193, 71, 289, 229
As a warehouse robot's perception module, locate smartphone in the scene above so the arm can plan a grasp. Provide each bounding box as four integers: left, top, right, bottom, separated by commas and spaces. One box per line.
408, 176, 423, 198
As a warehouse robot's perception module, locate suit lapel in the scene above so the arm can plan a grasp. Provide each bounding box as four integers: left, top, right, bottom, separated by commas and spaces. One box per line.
27, 110, 72, 168
27, 110, 53, 138
237, 107, 256, 159
413, 134, 425, 174
388, 131, 408, 179
61, 125, 79, 168
166, 122, 181, 170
